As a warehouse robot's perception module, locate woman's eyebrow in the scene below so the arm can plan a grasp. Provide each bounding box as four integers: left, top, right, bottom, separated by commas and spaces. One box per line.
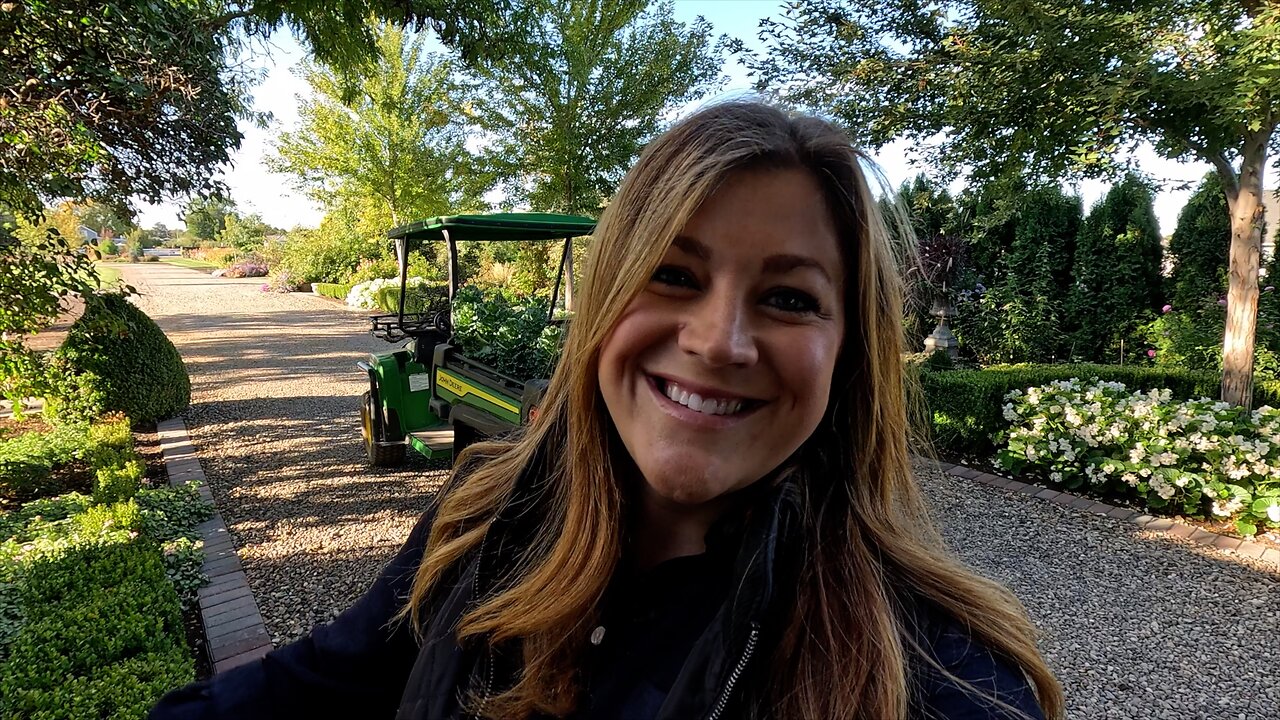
672, 234, 711, 260
763, 254, 833, 284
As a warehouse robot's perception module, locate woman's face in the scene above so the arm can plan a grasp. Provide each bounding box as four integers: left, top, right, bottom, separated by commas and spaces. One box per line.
598, 167, 845, 514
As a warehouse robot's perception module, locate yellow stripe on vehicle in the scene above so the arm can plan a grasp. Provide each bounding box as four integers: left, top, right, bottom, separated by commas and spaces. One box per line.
435, 369, 520, 414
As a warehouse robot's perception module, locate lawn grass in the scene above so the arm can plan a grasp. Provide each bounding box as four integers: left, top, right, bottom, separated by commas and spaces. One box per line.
94, 264, 123, 288
159, 257, 220, 270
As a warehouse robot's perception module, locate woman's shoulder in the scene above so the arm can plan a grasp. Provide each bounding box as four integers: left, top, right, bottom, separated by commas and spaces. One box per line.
909, 606, 1047, 720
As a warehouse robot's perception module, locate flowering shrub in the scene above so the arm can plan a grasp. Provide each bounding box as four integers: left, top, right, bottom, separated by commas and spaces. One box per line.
263, 270, 305, 293
221, 255, 269, 278
346, 276, 429, 309
996, 378, 1280, 535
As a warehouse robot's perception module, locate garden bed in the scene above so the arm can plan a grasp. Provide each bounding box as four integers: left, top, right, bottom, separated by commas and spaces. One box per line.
0, 414, 213, 718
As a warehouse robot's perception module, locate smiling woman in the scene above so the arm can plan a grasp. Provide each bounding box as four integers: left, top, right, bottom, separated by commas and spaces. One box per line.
150, 101, 1064, 720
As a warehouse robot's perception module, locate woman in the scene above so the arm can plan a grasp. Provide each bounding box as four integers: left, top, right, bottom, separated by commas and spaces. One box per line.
152, 101, 1064, 720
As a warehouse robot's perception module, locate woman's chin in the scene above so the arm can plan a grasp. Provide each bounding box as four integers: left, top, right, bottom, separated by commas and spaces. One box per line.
637, 459, 748, 508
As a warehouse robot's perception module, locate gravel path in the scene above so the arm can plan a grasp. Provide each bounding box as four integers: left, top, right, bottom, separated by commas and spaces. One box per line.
120, 264, 449, 644
121, 263, 1277, 719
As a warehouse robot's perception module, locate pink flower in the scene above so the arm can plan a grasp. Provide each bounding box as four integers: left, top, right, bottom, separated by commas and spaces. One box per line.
1267, 286, 1275, 292
1162, 304, 1172, 313
1218, 298, 1228, 306
1147, 349, 1157, 358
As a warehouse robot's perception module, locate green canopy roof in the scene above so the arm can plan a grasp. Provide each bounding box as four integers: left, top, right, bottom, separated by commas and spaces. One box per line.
387, 213, 595, 246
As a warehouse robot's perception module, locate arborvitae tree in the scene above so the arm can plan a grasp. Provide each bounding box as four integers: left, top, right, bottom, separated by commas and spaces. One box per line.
989, 186, 1083, 362
1066, 173, 1164, 362
1168, 174, 1231, 311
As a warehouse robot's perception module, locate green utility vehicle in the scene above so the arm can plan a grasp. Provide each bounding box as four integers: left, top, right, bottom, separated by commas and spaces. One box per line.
357, 213, 595, 466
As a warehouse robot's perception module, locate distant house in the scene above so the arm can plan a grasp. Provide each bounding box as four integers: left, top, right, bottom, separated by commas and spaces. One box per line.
77, 225, 99, 243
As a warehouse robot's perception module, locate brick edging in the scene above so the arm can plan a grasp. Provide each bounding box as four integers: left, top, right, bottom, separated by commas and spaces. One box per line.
156, 417, 274, 672
937, 460, 1280, 568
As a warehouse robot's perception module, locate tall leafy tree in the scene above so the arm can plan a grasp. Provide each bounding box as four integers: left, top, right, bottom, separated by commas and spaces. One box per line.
1065, 174, 1164, 362
472, 0, 721, 216
271, 23, 482, 227
749, 0, 1280, 405
1168, 174, 1232, 310
183, 197, 237, 243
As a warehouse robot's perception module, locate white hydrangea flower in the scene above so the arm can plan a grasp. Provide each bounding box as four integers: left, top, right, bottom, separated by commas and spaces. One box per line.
1122, 472, 1139, 487
1268, 505, 1280, 523
1050, 471, 1063, 482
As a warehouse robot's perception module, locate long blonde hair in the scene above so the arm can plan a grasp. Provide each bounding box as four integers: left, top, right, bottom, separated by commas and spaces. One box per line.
399, 100, 1064, 720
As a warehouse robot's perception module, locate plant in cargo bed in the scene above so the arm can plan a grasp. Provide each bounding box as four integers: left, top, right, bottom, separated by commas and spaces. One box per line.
451, 285, 563, 380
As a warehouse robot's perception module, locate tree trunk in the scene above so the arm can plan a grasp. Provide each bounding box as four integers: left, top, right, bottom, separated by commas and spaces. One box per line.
1219, 139, 1268, 408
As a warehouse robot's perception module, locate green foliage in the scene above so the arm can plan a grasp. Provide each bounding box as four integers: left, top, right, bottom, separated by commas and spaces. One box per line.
0, 541, 192, 720
95, 237, 119, 257
0, 226, 101, 349
472, 0, 723, 215
374, 282, 450, 315
0, 417, 211, 715
136, 482, 213, 544
451, 285, 563, 380
749, 0, 1280, 403
916, 363, 1269, 459
997, 380, 1280, 534
217, 212, 275, 254
953, 185, 1083, 364
278, 226, 371, 284
181, 197, 234, 243
92, 460, 144, 505
54, 294, 190, 425
1168, 174, 1231, 310
0, 0, 241, 215
313, 282, 355, 301
1065, 174, 1163, 362
0, 415, 133, 503
271, 22, 482, 227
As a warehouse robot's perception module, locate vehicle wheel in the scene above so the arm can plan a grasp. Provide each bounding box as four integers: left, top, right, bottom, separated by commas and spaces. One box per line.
451, 421, 480, 463
362, 390, 406, 467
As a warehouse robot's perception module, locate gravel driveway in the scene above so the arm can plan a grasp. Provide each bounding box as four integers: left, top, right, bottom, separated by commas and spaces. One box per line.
121, 263, 1277, 719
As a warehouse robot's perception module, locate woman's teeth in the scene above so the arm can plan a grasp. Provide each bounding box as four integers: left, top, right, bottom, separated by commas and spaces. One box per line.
661, 380, 744, 415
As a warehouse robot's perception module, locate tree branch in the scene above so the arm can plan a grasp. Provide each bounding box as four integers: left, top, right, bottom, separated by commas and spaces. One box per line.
207, 6, 258, 31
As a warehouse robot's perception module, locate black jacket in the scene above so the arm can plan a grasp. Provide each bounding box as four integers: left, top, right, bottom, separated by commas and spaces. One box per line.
150, 471, 1044, 720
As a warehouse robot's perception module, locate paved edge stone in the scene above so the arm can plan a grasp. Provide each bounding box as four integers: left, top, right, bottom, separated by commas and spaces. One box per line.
157, 416, 274, 673
935, 459, 1280, 572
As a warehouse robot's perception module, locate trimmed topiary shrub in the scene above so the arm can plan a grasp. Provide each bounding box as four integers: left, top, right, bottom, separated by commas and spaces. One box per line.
312, 282, 354, 301
52, 294, 190, 425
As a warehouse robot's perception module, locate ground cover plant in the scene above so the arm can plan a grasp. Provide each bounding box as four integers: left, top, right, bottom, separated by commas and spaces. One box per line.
996, 378, 1280, 537
0, 417, 211, 720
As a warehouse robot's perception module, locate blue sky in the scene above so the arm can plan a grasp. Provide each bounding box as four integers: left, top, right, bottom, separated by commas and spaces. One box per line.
136, 0, 1214, 236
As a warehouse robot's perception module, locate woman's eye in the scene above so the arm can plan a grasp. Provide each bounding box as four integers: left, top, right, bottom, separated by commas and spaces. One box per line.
650, 265, 699, 289
764, 288, 821, 315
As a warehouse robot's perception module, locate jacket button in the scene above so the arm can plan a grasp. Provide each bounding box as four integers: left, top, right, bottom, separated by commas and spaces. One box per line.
590, 626, 606, 646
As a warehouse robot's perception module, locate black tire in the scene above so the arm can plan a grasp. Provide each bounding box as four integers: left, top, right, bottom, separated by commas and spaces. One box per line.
362, 390, 406, 467
451, 421, 480, 463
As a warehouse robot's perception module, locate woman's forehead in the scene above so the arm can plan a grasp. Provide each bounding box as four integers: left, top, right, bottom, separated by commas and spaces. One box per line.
670, 168, 844, 278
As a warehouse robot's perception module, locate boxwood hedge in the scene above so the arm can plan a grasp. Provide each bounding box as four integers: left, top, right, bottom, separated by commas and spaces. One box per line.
918, 363, 1280, 459
52, 293, 190, 425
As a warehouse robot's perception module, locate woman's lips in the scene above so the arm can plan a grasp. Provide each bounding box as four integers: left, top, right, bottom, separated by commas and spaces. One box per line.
644, 373, 763, 428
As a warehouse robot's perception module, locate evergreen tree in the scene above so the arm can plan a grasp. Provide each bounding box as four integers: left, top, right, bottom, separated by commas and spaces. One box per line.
1066, 173, 1164, 362
1167, 174, 1231, 311
991, 186, 1082, 362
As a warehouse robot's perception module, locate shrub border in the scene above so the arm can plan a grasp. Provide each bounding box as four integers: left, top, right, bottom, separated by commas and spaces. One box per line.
938, 459, 1280, 567
156, 418, 274, 672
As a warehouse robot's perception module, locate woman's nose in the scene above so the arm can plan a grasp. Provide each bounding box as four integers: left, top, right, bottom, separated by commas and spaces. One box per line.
678, 293, 758, 367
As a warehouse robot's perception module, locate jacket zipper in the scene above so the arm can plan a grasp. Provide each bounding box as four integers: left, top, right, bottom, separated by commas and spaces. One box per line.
472, 534, 494, 720
707, 624, 760, 720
